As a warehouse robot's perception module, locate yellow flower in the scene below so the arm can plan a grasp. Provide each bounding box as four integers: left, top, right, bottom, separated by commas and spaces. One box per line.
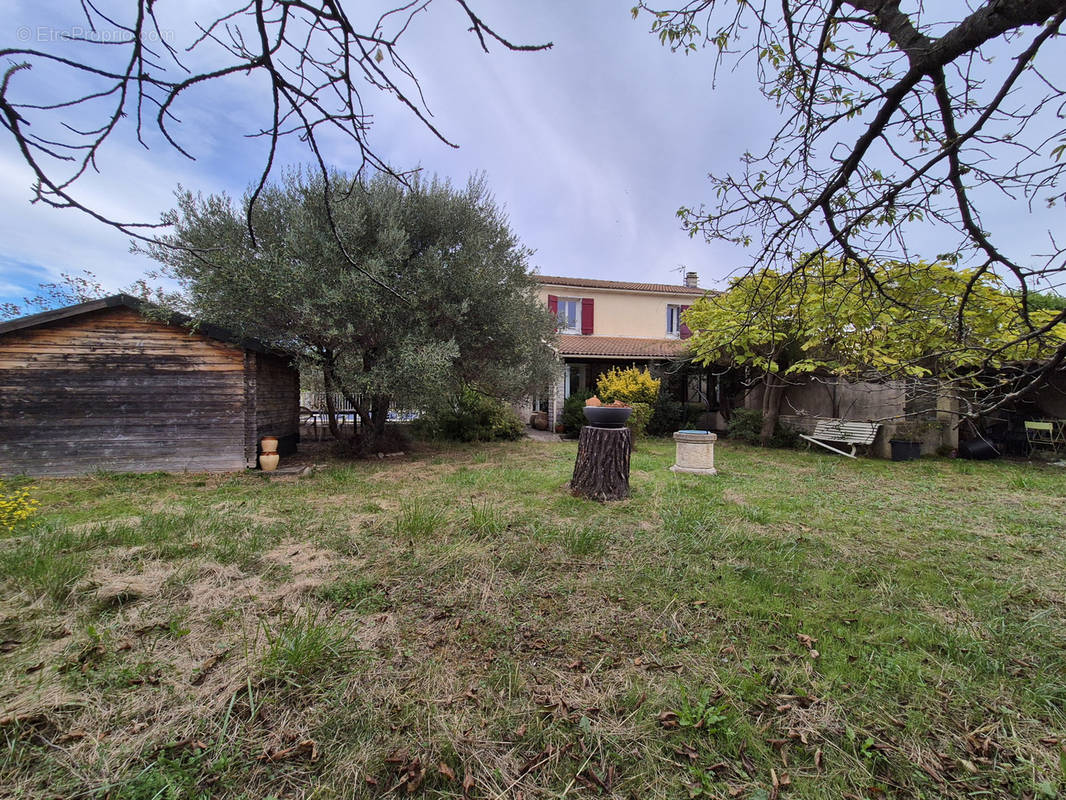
0, 481, 39, 531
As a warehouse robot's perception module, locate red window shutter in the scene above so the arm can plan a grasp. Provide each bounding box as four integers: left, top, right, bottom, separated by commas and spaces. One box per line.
679, 305, 692, 339
581, 298, 594, 335
547, 294, 558, 314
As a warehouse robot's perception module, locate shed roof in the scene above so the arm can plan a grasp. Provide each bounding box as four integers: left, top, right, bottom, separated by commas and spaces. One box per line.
556, 334, 689, 359
0, 294, 286, 357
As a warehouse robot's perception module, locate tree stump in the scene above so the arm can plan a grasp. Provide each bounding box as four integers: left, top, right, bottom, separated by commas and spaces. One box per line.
570, 425, 632, 501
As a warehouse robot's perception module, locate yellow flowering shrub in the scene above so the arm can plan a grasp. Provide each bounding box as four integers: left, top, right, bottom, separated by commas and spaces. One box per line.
595, 366, 660, 406
0, 481, 40, 531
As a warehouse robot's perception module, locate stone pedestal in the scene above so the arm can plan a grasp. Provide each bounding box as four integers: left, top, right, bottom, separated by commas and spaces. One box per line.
670, 430, 718, 475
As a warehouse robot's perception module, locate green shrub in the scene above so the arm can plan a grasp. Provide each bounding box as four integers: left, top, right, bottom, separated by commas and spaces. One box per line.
595, 366, 660, 405
416, 387, 524, 442
727, 408, 800, 448
647, 394, 685, 436
626, 401, 653, 438
769, 422, 801, 449
561, 390, 593, 436
727, 408, 764, 445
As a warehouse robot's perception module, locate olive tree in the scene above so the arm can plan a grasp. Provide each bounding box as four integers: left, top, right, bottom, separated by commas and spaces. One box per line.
144, 170, 558, 453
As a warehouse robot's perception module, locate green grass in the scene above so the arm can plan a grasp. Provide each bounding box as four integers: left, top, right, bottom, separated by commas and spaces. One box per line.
260, 608, 356, 685
0, 438, 1064, 799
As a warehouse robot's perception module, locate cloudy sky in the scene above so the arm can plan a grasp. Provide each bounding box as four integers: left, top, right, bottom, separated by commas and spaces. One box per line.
0, 0, 780, 306
1, 1, 1060, 308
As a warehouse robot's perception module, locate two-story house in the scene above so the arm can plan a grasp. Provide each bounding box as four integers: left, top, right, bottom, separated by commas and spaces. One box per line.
525, 272, 708, 427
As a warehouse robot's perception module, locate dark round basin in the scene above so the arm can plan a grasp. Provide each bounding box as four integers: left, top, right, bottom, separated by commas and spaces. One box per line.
583, 406, 632, 428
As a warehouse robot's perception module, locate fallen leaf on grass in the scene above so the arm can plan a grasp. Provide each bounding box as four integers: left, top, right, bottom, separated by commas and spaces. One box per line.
657, 710, 680, 729
576, 768, 607, 792
739, 742, 756, 777
462, 772, 475, 797
190, 650, 229, 686
404, 766, 425, 793
673, 744, 698, 762
438, 762, 456, 781
157, 737, 207, 756
258, 739, 318, 763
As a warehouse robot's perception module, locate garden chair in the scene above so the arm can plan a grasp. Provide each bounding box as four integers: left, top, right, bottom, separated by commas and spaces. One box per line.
1024, 420, 1063, 456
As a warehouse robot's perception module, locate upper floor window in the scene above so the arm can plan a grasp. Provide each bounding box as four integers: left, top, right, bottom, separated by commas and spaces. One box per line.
666, 304, 682, 338
557, 298, 581, 333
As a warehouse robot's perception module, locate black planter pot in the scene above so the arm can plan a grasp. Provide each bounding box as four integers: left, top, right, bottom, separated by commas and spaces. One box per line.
958, 438, 999, 460
583, 406, 632, 429
889, 439, 922, 462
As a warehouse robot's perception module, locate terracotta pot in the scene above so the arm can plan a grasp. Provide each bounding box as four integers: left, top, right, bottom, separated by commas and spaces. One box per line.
260, 436, 279, 454
259, 452, 280, 471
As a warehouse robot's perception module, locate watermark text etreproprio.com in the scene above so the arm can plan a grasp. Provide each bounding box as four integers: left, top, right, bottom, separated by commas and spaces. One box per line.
15, 26, 175, 44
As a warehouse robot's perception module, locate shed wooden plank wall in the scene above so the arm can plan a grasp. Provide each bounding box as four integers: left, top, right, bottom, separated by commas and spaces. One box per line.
255, 353, 300, 455
0, 306, 249, 476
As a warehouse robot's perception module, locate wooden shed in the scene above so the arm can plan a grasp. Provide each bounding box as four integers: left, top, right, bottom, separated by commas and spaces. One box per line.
0, 295, 299, 476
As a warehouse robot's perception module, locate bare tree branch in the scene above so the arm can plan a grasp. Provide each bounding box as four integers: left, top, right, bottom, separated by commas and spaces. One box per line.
638, 0, 1066, 415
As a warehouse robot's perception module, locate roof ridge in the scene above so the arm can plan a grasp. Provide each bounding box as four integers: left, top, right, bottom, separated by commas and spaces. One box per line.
536, 274, 708, 294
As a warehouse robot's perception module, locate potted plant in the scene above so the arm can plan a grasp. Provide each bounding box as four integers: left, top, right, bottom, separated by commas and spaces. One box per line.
888, 420, 942, 461
582, 395, 632, 428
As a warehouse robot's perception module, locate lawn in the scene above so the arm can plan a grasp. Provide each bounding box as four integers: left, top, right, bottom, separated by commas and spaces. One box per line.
1, 439, 1064, 799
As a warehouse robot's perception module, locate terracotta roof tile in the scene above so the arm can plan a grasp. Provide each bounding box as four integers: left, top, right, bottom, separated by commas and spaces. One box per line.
537, 275, 708, 295
556, 334, 689, 358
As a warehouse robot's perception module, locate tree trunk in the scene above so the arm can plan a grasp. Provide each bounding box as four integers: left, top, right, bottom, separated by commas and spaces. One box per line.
759, 372, 786, 446
351, 393, 392, 454
321, 356, 344, 440
570, 426, 632, 502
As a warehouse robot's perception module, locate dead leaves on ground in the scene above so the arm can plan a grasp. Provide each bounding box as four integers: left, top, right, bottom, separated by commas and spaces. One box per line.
376, 749, 475, 796
257, 738, 319, 763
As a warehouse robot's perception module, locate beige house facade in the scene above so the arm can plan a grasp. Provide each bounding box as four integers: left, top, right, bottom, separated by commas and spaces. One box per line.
520, 273, 709, 428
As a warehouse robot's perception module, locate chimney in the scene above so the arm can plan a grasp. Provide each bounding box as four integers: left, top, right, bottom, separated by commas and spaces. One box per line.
684, 271, 698, 288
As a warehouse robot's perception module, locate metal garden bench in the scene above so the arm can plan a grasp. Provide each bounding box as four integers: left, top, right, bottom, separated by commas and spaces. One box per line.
799, 419, 881, 459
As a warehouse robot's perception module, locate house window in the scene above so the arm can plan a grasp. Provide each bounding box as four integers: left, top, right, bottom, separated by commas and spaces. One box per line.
666, 305, 682, 338
556, 298, 581, 333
